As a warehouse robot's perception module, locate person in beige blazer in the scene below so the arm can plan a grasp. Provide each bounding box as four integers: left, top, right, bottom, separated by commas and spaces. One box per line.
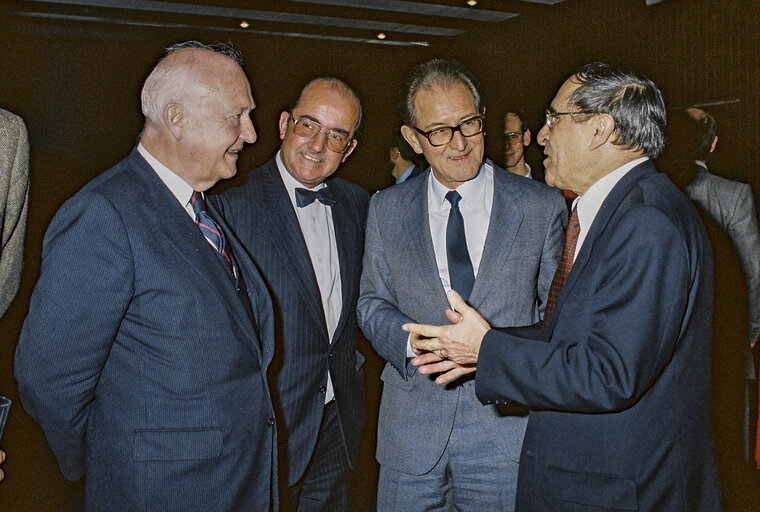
0, 107, 29, 319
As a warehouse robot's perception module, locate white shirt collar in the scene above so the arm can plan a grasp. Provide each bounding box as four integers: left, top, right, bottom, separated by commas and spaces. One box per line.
429, 160, 489, 208
574, 156, 649, 256
137, 143, 195, 214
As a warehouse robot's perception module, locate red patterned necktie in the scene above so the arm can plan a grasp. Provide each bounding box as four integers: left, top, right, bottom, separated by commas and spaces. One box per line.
544, 207, 579, 329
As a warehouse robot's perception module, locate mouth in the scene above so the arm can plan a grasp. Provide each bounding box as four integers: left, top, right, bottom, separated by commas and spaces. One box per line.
448, 148, 471, 162
227, 148, 242, 158
301, 152, 322, 163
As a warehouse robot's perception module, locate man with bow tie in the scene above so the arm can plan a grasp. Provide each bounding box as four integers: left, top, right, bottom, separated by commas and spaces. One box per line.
211, 77, 369, 512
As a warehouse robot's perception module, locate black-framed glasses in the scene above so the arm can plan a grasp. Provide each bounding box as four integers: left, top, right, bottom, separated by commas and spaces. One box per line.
412, 115, 484, 147
504, 131, 523, 145
288, 114, 352, 153
544, 109, 593, 130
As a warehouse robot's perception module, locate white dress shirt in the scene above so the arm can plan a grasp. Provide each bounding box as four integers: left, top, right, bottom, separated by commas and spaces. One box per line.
574, 156, 649, 259
276, 152, 341, 404
524, 163, 533, 179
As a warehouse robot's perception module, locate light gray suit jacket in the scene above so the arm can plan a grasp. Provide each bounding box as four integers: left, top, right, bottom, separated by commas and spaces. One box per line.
357, 163, 566, 475
685, 164, 760, 375
0, 108, 30, 318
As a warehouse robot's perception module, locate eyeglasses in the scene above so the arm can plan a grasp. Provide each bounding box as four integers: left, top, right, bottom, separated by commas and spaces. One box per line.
504, 131, 523, 145
544, 109, 593, 130
412, 115, 484, 147
288, 114, 352, 153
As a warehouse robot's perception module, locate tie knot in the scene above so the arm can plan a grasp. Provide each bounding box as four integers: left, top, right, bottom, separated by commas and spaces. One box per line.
295, 187, 336, 208
191, 191, 207, 216
445, 190, 462, 209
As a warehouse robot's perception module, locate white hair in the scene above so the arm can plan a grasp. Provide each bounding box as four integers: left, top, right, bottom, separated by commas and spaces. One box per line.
140, 41, 243, 123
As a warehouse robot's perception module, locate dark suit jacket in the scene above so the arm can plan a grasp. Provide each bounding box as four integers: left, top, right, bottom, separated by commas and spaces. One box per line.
475, 161, 722, 511
15, 149, 277, 512
212, 156, 369, 486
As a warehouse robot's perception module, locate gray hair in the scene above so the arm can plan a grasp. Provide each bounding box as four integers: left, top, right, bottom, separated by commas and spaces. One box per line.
141, 41, 244, 123
569, 62, 666, 159
398, 58, 482, 127
292, 77, 362, 135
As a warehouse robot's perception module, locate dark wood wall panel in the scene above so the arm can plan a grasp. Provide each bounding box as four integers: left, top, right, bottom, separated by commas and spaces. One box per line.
0, 1, 758, 510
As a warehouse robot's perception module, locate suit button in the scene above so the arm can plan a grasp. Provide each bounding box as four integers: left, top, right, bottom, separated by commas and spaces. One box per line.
267, 417, 275, 427
319, 386, 327, 394
328, 353, 333, 359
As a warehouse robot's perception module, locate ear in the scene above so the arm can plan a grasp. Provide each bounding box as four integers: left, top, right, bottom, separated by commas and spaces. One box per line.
278, 111, 290, 140
589, 113, 615, 150
401, 125, 424, 155
523, 128, 532, 147
710, 135, 718, 153
164, 104, 184, 141
341, 139, 358, 162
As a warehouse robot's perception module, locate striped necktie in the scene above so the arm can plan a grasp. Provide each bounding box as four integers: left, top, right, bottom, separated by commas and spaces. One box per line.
544, 207, 579, 329
191, 192, 234, 273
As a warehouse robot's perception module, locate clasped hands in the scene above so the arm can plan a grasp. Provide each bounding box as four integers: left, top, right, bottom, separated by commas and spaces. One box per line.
403, 290, 491, 384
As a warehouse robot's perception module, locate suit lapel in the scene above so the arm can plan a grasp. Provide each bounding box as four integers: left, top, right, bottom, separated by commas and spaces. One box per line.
329, 180, 357, 346
129, 151, 263, 357
469, 170, 524, 309
545, 160, 657, 335
399, 171, 449, 303
259, 163, 329, 336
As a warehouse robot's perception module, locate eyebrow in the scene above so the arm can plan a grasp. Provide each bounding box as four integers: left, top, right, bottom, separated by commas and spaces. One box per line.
420, 113, 480, 131
296, 114, 350, 137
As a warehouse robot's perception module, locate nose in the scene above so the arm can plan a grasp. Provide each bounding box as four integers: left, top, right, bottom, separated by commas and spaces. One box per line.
537, 123, 549, 147
240, 114, 256, 144
308, 130, 328, 153
448, 129, 467, 151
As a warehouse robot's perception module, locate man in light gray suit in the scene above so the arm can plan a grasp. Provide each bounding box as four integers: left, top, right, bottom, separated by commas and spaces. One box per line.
678, 107, 760, 463
0, 107, 29, 319
357, 59, 566, 511
683, 107, 760, 348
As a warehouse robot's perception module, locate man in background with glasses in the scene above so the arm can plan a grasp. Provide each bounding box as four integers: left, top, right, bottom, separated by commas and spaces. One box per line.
406, 63, 722, 511
211, 77, 368, 512
357, 58, 566, 511
503, 108, 544, 183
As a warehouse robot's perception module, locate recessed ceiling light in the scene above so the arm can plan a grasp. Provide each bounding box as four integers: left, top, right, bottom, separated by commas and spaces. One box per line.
466, 0, 478, 6
239, 20, 250, 28
377, 32, 387, 39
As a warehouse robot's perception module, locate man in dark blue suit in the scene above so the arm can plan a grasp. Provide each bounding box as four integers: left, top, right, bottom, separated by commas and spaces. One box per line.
15, 42, 278, 511
212, 77, 368, 511
406, 63, 723, 511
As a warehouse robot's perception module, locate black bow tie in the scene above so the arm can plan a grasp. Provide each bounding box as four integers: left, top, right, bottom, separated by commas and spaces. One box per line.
295, 187, 336, 207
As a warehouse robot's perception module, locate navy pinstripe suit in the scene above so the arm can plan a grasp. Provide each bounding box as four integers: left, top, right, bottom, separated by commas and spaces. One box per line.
211, 156, 369, 495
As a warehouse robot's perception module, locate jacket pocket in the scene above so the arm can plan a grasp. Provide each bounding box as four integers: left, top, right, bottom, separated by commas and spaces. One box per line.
133, 428, 223, 461
380, 363, 413, 391
547, 465, 638, 510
